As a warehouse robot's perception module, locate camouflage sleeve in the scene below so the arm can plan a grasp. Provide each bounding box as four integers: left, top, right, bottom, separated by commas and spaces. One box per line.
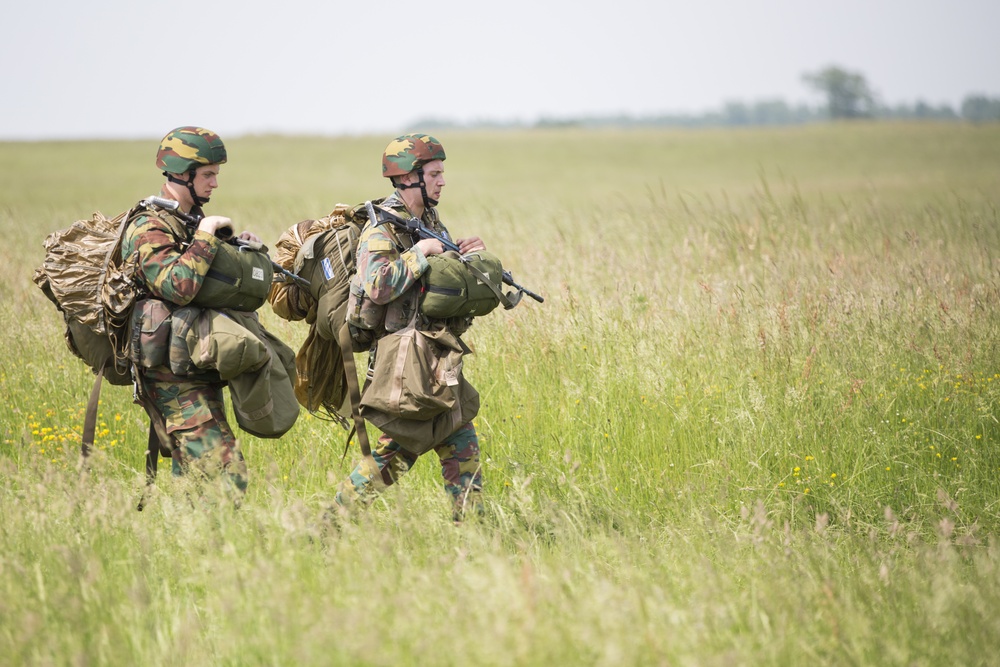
357, 224, 428, 306
127, 214, 221, 305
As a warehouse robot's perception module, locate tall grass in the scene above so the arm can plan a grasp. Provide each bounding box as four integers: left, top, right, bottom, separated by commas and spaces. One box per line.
2, 123, 1000, 665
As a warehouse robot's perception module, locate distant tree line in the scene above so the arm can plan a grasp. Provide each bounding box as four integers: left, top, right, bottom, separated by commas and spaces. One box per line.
801, 66, 1000, 122
413, 66, 1000, 130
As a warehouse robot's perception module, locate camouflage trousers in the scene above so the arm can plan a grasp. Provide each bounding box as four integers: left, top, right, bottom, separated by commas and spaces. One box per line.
140, 373, 248, 494
335, 422, 482, 519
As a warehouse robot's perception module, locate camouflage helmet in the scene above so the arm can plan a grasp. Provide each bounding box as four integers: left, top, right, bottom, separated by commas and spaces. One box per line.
382, 133, 446, 178
156, 126, 228, 174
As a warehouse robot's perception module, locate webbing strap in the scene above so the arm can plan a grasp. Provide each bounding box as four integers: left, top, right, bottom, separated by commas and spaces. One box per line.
81, 366, 105, 459
137, 399, 171, 481
388, 332, 413, 415
136, 423, 160, 511
144, 425, 159, 482
134, 382, 172, 511
337, 322, 380, 481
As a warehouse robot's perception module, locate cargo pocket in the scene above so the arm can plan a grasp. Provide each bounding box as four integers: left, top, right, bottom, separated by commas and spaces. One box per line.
346, 283, 387, 333
130, 299, 173, 369
168, 306, 199, 376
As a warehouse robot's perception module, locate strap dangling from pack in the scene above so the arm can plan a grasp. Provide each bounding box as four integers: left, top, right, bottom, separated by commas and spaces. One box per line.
338, 321, 382, 489
81, 366, 106, 460
133, 378, 172, 511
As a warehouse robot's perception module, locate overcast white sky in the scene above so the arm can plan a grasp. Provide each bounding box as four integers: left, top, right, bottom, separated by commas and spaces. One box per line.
3, 0, 998, 140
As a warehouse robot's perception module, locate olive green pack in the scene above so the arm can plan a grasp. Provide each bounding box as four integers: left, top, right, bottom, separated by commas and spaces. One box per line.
168, 307, 300, 438
296, 220, 363, 340
267, 205, 366, 420
191, 241, 274, 311
419, 250, 509, 319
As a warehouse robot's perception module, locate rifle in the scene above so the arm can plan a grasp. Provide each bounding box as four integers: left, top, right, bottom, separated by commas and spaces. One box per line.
142, 196, 310, 287
365, 201, 543, 304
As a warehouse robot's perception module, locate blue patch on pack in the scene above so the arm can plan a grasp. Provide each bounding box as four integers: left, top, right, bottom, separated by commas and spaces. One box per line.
321, 257, 334, 281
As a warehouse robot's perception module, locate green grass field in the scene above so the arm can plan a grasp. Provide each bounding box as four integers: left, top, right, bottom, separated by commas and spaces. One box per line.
2, 123, 999, 665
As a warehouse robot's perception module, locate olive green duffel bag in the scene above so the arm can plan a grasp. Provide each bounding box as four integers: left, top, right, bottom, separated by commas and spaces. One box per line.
191, 242, 274, 312
226, 315, 300, 439
361, 378, 480, 455
419, 250, 513, 319
168, 307, 300, 438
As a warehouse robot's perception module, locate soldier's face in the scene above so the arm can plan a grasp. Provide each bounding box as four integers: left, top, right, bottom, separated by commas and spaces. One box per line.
420, 160, 445, 202
191, 164, 220, 200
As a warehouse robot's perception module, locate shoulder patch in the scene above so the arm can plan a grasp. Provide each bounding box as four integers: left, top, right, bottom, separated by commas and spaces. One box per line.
367, 239, 394, 252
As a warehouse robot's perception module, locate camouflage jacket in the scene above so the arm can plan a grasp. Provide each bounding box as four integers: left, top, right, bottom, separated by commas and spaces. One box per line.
123, 198, 222, 306
124, 198, 224, 382
349, 190, 455, 334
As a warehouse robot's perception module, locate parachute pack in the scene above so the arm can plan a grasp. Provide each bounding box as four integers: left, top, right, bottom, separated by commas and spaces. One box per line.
34, 205, 143, 385
34, 204, 147, 454
268, 202, 366, 421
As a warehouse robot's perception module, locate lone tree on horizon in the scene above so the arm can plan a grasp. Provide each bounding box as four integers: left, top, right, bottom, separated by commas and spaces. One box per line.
803, 65, 876, 119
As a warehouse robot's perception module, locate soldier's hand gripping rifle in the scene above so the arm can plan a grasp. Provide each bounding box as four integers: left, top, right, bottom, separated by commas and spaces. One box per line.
142, 196, 310, 288
365, 201, 543, 304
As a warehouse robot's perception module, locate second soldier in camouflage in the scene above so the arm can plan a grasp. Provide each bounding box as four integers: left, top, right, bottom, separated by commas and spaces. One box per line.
337, 134, 488, 519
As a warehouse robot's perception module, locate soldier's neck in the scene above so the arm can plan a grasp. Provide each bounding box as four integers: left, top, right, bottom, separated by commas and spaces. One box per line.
162, 182, 194, 214
397, 188, 425, 220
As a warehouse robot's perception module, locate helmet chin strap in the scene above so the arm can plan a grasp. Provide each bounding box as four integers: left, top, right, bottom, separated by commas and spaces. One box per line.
164, 169, 211, 209
396, 166, 437, 209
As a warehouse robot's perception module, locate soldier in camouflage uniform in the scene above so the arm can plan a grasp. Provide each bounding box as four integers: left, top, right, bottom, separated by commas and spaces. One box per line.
336, 134, 487, 519
125, 126, 261, 496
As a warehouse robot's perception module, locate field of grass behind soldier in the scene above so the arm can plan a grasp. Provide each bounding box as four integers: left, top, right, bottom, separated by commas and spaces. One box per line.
2, 122, 999, 665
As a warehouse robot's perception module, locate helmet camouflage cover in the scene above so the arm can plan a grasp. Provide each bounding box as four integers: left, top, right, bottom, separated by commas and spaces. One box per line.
382, 133, 446, 178
156, 126, 228, 174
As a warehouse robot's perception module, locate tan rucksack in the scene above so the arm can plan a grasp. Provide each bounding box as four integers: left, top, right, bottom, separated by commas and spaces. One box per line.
358, 324, 480, 454
34, 205, 144, 385
34, 204, 147, 455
